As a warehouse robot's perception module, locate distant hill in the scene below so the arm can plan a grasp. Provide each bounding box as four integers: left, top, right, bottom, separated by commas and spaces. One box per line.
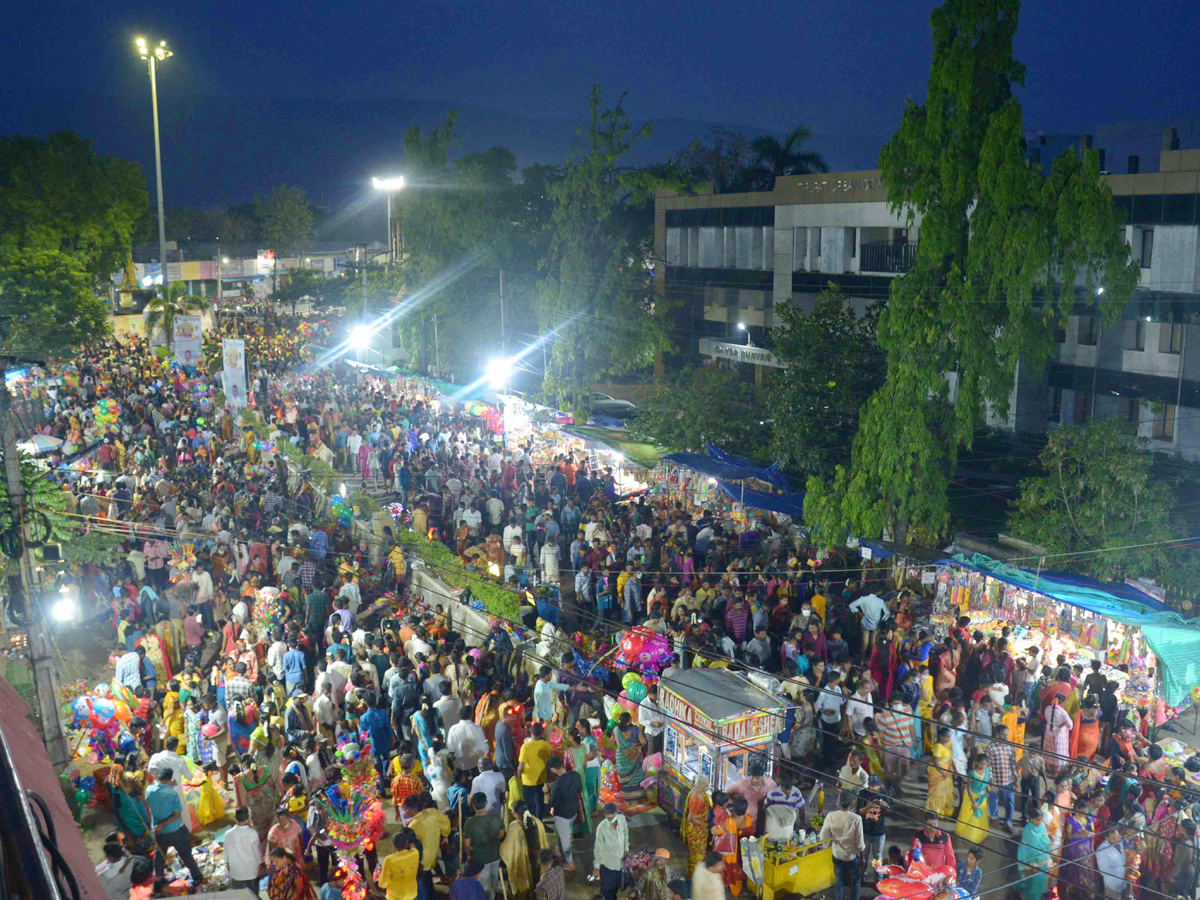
1, 90, 888, 217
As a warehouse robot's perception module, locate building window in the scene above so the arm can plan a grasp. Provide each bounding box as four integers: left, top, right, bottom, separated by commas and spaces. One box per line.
1073, 390, 1092, 424
1077, 316, 1097, 346
1123, 319, 1146, 351
1140, 229, 1154, 268
1049, 387, 1062, 423
1159, 322, 1184, 354
1122, 398, 1141, 425
1152, 403, 1176, 441
845, 227, 857, 258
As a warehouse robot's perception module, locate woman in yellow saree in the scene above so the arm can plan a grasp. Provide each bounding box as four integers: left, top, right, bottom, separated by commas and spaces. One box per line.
682, 775, 712, 876
927, 726, 956, 817
918, 664, 936, 753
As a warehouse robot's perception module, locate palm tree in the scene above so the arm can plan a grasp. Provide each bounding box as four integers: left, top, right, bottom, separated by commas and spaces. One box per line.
747, 127, 828, 190
145, 282, 206, 348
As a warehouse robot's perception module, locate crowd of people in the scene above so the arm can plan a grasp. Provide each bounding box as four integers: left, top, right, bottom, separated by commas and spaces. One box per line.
19, 319, 1200, 900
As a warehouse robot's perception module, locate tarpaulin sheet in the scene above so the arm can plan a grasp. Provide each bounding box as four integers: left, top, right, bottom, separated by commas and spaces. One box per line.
662, 445, 790, 489
706, 444, 791, 492
946, 552, 1200, 706
717, 480, 806, 518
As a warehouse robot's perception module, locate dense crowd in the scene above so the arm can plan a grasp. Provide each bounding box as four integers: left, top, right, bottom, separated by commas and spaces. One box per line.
21, 320, 1200, 900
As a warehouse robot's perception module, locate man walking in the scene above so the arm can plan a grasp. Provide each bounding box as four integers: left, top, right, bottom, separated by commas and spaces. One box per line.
145, 768, 204, 887
820, 791, 865, 900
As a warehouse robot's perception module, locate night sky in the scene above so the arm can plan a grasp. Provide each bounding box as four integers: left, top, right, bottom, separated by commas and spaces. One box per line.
3, 0, 1198, 206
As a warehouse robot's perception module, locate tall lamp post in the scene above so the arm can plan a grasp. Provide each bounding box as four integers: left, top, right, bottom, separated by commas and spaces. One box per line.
371, 176, 406, 266
136, 36, 173, 297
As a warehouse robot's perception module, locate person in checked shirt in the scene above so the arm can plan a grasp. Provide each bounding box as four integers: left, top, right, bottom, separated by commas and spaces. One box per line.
985, 723, 1018, 828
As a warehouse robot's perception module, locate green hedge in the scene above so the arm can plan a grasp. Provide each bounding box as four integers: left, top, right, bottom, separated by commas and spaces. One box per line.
396, 530, 522, 623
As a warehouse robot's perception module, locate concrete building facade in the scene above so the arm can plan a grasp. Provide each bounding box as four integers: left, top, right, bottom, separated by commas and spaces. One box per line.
655, 129, 1200, 460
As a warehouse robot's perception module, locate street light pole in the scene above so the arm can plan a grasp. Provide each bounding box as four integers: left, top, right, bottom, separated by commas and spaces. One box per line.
371, 176, 406, 268
137, 37, 173, 297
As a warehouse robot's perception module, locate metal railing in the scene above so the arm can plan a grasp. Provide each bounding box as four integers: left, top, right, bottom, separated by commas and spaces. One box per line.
860, 240, 918, 273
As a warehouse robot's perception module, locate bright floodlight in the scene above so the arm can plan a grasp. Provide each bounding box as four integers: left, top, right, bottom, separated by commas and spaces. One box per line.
372, 176, 406, 191
350, 324, 371, 349
52, 597, 78, 623
485, 358, 513, 389
737, 321, 746, 330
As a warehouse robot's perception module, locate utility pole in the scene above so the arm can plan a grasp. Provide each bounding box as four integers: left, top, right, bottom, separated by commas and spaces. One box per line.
0, 348, 66, 767
499, 268, 507, 361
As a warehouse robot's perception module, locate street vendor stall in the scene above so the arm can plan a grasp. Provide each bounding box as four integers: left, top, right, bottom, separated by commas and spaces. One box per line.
656, 668, 783, 819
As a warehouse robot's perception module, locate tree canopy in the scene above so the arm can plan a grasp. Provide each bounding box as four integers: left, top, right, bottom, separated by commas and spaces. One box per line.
803, 0, 1140, 546
1007, 419, 1179, 580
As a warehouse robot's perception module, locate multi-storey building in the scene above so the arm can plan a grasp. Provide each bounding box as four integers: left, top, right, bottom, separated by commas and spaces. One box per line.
655, 128, 1200, 459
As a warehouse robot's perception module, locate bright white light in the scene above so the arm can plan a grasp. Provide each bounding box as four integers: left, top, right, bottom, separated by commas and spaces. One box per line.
141, 276, 153, 287
339, 482, 347, 498
485, 358, 513, 389
1145, 316, 1152, 322
1096, 287, 1105, 295
349, 324, 371, 349
736, 322, 746, 331
221, 256, 230, 264
372, 176, 406, 191
709, 477, 718, 485
52, 597, 78, 623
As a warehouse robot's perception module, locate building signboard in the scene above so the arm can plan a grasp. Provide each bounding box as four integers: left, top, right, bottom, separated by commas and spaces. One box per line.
699, 338, 783, 368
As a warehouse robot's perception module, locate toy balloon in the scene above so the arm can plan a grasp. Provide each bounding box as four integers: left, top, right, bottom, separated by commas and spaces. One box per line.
71, 696, 93, 724
330, 495, 345, 507
89, 697, 116, 728
621, 672, 642, 690
110, 682, 135, 706
78, 775, 97, 792
626, 681, 648, 703
253, 440, 263, 451
73, 788, 91, 809
112, 701, 132, 724
617, 690, 637, 711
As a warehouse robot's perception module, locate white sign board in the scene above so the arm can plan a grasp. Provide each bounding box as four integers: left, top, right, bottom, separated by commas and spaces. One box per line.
222, 338, 247, 408
698, 338, 783, 368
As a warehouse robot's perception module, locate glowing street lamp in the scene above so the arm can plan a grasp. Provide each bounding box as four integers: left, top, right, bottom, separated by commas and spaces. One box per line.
350, 324, 372, 350
485, 358, 514, 390
371, 176, 406, 265
135, 36, 173, 297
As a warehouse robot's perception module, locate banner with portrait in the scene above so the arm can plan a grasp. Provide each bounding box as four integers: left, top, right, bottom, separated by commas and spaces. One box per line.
173, 315, 203, 369
222, 338, 247, 408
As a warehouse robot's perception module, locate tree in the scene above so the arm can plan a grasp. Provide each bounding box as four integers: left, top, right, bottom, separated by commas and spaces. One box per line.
274, 268, 325, 316
256, 185, 314, 293
0, 131, 147, 284
803, 0, 1139, 546
746, 127, 828, 190
766, 285, 884, 477
144, 281, 206, 348
1007, 419, 1179, 580
630, 365, 770, 459
537, 87, 671, 413
678, 127, 756, 193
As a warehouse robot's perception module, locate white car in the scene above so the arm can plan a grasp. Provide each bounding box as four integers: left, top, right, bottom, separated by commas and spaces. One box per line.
590, 392, 637, 418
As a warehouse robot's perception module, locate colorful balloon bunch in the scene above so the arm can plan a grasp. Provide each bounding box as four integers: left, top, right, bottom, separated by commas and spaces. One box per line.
167, 542, 198, 582
92, 398, 122, 426
329, 495, 353, 527
613, 626, 673, 675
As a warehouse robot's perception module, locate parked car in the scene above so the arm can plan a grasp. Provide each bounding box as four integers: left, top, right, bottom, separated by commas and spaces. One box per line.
590, 391, 637, 418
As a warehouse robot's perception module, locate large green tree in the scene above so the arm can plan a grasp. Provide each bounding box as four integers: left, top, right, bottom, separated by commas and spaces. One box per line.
803, 0, 1139, 546
746, 127, 828, 190
1008, 419, 1178, 580
256, 185, 314, 293
630, 365, 770, 459
538, 87, 671, 412
766, 285, 884, 477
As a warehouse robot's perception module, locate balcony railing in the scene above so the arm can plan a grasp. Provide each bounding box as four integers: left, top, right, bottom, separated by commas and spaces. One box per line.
860, 240, 918, 274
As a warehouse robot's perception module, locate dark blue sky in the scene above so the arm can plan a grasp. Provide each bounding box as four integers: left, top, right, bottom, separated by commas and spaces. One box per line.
6, 0, 1198, 133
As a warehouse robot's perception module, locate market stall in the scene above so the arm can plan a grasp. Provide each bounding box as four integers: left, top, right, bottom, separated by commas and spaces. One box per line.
656, 668, 783, 819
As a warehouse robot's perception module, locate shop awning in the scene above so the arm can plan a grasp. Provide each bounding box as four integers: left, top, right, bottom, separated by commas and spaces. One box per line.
945, 552, 1200, 706
716, 480, 806, 518
561, 426, 669, 469
662, 445, 790, 490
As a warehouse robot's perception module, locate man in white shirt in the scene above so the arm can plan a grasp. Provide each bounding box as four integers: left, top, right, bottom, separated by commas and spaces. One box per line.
266, 629, 287, 680
692, 852, 726, 900
191, 563, 214, 605
1095, 825, 1127, 900
461, 504, 482, 538
337, 579, 361, 615
231, 596, 250, 625
470, 758, 508, 814
224, 806, 262, 895
446, 709, 488, 771
638, 685, 664, 755
502, 521, 522, 554
845, 682, 874, 738
148, 738, 194, 832
406, 633, 433, 665
313, 681, 337, 735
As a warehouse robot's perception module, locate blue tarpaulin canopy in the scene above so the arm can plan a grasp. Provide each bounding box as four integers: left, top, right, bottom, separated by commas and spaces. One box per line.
716, 481, 806, 518
662, 444, 791, 489
945, 552, 1200, 705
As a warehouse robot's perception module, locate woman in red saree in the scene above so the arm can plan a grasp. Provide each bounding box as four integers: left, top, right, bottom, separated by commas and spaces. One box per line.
1069, 697, 1101, 760
266, 847, 315, 900
868, 625, 897, 703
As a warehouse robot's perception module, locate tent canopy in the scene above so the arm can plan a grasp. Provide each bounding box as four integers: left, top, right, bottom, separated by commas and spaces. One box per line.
562, 426, 668, 469
662, 444, 790, 490
716, 480, 805, 518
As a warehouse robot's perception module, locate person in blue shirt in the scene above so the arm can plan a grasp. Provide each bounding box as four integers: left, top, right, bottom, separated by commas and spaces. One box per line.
282, 639, 307, 695
308, 529, 329, 560
138, 648, 158, 695
145, 768, 204, 885
359, 691, 393, 780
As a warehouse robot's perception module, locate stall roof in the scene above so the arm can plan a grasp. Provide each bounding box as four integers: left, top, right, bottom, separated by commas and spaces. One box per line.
660, 668, 782, 722
662, 444, 789, 489
561, 425, 669, 469
717, 480, 805, 518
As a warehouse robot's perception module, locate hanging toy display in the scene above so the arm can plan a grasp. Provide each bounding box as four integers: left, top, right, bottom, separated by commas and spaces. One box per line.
322, 735, 387, 900
167, 542, 199, 583
251, 586, 285, 630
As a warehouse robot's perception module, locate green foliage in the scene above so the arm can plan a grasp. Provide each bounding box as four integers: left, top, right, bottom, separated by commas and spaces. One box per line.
804, 0, 1140, 545
274, 268, 325, 314
0, 251, 111, 357
766, 285, 884, 477
350, 490, 381, 516
745, 127, 828, 190
0, 131, 148, 284
395, 530, 521, 622
145, 282, 206, 347
257, 185, 315, 293
676, 128, 757, 193
630, 366, 770, 461
538, 86, 671, 412
1008, 419, 1179, 580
